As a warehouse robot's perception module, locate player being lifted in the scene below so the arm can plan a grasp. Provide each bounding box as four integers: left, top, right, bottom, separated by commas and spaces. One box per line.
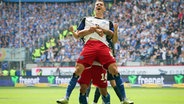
91, 23, 133, 104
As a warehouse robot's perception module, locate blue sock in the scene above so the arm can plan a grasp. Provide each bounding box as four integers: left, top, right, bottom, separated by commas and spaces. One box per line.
79, 93, 87, 104
102, 93, 110, 104
114, 73, 126, 100
66, 73, 79, 99
113, 86, 123, 101
93, 88, 100, 103
86, 82, 91, 98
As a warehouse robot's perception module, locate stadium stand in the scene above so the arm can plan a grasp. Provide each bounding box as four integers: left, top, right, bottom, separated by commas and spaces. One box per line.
0, 0, 184, 69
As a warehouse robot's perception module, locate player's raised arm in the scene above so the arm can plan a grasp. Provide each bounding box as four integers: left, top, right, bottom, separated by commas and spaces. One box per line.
69, 26, 79, 39
112, 23, 118, 44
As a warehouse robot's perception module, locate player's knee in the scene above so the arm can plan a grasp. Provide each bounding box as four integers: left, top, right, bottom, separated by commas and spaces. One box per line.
75, 63, 85, 76
108, 63, 118, 75
80, 84, 88, 94
99, 88, 108, 96
110, 80, 116, 87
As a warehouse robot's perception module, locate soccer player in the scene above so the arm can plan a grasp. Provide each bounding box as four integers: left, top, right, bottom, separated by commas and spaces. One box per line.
78, 64, 110, 104
92, 24, 134, 104
57, 0, 132, 103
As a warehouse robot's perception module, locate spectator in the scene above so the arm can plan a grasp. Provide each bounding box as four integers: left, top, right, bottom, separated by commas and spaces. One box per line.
2, 69, 9, 76
21, 67, 27, 76
10, 67, 16, 76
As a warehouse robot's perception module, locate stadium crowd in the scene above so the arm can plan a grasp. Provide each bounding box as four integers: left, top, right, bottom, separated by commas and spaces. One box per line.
0, 0, 184, 67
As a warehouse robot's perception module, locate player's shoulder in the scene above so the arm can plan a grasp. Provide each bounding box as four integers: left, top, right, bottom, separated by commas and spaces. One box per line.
107, 19, 113, 24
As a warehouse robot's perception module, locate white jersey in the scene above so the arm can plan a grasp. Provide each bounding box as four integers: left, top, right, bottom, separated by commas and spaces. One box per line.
83, 17, 111, 46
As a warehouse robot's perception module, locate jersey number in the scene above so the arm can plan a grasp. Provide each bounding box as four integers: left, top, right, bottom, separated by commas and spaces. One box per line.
101, 73, 107, 81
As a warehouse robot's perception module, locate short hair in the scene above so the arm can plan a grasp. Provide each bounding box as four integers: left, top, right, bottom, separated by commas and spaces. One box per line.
96, 0, 104, 2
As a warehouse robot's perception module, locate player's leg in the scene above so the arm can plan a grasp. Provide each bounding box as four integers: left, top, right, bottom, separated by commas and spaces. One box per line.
97, 36, 133, 104
56, 63, 85, 104
93, 87, 101, 104
111, 80, 124, 101
91, 66, 110, 104
110, 80, 134, 104
78, 68, 92, 104
98, 45, 133, 103
86, 81, 92, 102
92, 72, 123, 103
108, 63, 124, 95
57, 40, 97, 103
108, 73, 123, 102
108, 63, 134, 104
79, 84, 89, 104
56, 72, 79, 104
99, 87, 110, 104
109, 72, 134, 104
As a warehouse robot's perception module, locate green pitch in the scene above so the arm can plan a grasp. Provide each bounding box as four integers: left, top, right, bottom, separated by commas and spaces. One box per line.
0, 87, 183, 104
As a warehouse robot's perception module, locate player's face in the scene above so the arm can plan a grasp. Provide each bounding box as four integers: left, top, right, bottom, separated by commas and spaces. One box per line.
95, 1, 106, 14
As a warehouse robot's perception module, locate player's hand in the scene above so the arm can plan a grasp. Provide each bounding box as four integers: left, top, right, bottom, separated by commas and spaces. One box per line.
114, 23, 118, 31
94, 25, 104, 37
95, 29, 104, 37
69, 26, 74, 32
88, 26, 97, 33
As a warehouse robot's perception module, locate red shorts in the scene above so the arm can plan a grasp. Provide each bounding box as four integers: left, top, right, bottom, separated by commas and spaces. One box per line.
78, 65, 107, 88
77, 40, 116, 69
